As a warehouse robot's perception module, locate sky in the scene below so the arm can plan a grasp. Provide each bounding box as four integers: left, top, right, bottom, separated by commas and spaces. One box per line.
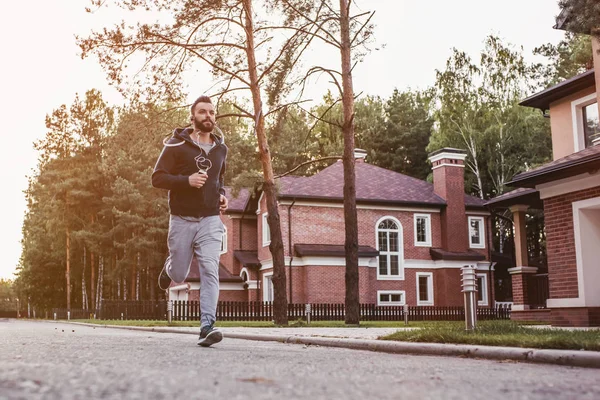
0, 0, 565, 280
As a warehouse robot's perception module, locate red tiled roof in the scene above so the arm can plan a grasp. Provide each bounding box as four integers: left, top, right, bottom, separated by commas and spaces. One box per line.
223, 187, 250, 212
233, 251, 261, 267
519, 69, 595, 111
277, 160, 485, 208
508, 145, 600, 188
485, 188, 543, 209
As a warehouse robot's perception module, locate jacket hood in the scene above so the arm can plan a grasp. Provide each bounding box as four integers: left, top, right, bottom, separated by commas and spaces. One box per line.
170, 127, 225, 146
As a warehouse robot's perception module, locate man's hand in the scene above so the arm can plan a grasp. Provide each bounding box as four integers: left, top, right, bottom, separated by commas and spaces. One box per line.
188, 172, 208, 188
219, 194, 228, 213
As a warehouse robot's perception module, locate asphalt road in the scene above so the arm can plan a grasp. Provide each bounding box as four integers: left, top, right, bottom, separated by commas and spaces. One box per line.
1, 319, 599, 400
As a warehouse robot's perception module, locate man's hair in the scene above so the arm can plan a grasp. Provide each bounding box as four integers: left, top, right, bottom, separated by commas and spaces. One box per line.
190, 95, 213, 115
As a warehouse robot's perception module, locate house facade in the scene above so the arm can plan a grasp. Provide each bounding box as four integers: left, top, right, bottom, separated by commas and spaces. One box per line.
486, 21, 600, 326
170, 148, 494, 309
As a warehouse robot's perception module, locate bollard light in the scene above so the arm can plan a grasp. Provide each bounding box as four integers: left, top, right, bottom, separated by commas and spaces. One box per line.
305, 303, 311, 325
167, 301, 173, 324
461, 265, 478, 331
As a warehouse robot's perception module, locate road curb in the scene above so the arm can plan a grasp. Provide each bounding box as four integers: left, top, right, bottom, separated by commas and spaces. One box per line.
64, 322, 600, 369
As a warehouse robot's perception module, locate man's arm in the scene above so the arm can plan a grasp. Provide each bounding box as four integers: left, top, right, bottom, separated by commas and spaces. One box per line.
151, 146, 190, 190
218, 157, 227, 196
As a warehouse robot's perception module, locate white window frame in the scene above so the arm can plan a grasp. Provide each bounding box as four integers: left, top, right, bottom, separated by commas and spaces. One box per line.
220, 225, 228, 255
375, 216, 404, 280
571, 93, 597, 152
468, 216, 485, 249
377, 290, 406, 306
476, 273, 489, 306
416, 272, 434, 306
263, 272, 274, 302
414, 213, 432, 247
262, 212, 271, 247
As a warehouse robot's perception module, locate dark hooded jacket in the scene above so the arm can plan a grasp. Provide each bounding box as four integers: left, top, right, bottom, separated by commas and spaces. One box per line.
152, 127, 227, 217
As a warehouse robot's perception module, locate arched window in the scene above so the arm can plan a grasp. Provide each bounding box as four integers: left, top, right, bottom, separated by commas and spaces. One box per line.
376, 217, 403, 279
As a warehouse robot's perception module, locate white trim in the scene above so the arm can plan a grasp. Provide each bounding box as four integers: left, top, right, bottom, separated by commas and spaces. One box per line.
476, 273, 489, 306
239, 267, 250, 280
245, 280, 259, 290
572, 195, 600, 307
431, 163, 465, 170
220, 225, 228, 255
377, 290, 406, 306
507, 266, 538, 275
184, 282, 245, 291
537, 173, 600, 200
508, 204, 530, 213
414, 213, 432, 247
399, 260, 492, 270
259, 256, 376, 270
262, 212, 271, 247
228, 214, 257, 220
428, 151, 467, 164
571, 93, 597, 152
466, 210, 492, 216
262, 272, 274, 302
375, 216, 404, 280
468, 216, 486, 249
547, 298, 586, 308
220, 283, 245, 291
278, 199, 441, 213
256, 192, 265, 215
416, 272, 434, 306
259, 257, 491, 270
169, 283, 190, 291
511, 304, 530, 311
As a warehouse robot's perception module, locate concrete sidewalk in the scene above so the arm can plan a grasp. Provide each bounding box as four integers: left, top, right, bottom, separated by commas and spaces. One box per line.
66, 322, 600, 369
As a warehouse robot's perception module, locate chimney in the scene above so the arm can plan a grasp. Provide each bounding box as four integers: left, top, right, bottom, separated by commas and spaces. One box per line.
354, 148, 367, 162
428, 148, 468, 253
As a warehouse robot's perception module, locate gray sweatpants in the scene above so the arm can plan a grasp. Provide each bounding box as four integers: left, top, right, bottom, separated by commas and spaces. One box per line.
165, 214, 224, 328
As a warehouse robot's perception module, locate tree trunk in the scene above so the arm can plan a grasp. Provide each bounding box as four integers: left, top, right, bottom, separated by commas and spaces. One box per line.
82, 246, 88, 310
339, 0, 360, 325
66, 225, 71, 312
90, 216, 95, 307
96, 255, 104, 311
136, 252, 141, 301
90, 251, 95, 309
243, 0, 287, 325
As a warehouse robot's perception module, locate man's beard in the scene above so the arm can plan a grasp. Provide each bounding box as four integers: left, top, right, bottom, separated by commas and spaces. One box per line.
194, 118, 214, 133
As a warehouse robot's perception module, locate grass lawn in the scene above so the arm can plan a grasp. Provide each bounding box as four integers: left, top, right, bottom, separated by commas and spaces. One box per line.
382, 320, 600, 351
69, 319, 600, 350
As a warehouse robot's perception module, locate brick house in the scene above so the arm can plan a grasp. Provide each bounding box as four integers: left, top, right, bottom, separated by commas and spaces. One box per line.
170, 148, 494, 308
486, 17, 600, 326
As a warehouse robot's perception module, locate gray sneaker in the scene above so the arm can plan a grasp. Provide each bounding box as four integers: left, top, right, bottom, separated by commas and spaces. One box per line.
197, 325, 223, 347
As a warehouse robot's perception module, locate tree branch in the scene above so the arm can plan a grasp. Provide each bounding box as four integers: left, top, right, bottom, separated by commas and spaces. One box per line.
275, 156, 342, 179
350, 11, 375, 47
280, 0, 342, 47
265, 99, 312, 117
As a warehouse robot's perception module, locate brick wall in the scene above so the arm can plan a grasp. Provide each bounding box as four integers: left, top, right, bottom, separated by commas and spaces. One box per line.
255, 264, 482, 306
550, 307, 600, 327
510, 309, 551, 323
544, 186, 600, 299
283, 205, 443, 260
